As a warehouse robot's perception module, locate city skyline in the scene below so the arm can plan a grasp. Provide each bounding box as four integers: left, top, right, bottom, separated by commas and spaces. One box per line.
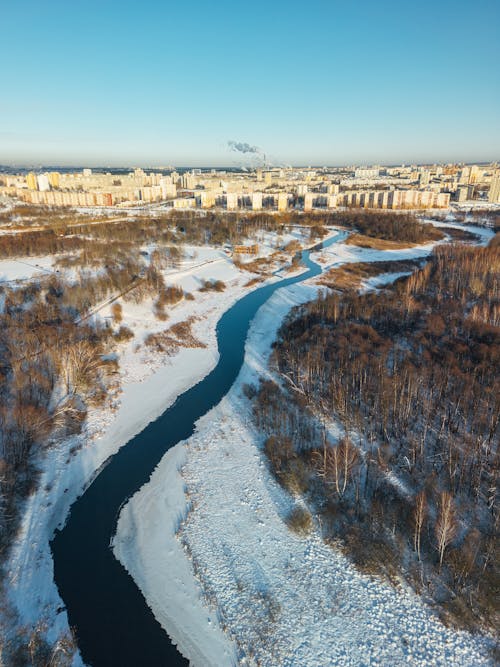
1, 0, 499, 166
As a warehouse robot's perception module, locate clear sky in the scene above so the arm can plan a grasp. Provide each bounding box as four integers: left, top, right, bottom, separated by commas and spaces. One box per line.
1, 0, 499, 167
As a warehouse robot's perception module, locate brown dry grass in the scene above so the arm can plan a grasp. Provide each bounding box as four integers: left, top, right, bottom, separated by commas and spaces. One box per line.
144, 316, 206, 354
345, 233, 422, 250
318, 259, 420, 291
234, 256, 274, 274
244, 277, 265, 288
286, 506, 313, 535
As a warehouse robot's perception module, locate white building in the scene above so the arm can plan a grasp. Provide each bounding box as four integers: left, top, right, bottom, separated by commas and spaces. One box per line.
37, 174, 50, 191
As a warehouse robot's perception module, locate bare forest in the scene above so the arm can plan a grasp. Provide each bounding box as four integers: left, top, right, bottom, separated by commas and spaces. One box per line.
252, 238, 499, 638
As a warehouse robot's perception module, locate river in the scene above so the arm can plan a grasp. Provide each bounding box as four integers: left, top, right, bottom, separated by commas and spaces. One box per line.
50, 231, 346, 666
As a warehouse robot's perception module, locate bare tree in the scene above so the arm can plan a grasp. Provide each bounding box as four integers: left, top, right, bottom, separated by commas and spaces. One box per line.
413, 490, 427, 561
435, 491, 458, 570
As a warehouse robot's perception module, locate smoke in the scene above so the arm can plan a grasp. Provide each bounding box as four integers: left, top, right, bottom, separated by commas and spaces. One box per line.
227, 140, 261, 155
227, 140, 270, 167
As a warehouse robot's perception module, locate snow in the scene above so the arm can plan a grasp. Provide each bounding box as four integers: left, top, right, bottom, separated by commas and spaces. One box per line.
427, 220, 495, 246
309, 238, 438, 269
0, 255, 57, 282
361, 271, 413, 290
3, 222, 494, 664
114, 445, 237, 667
1, 230, 313, 658
114, 228, 495, 666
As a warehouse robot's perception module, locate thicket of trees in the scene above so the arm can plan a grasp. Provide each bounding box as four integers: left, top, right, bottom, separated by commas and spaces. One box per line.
252, 240, 499, 634
0, 211, 286, 259
0, 209, 445, 261
325, 210, 444, 243
0, 284, 115, 550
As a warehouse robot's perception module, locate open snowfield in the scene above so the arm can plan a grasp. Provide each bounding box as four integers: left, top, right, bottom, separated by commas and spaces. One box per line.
1, 229, 313, 658
115, 225, 495, 666
0, 255, 57, 282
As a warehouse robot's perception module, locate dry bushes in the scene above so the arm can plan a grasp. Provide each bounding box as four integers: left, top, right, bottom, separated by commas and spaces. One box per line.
154, 284, 184, 319
244, 277, 265, 288
345, 233, 422, 250
199, 279, 226, 292
144, 317, 206, 354
286, 506, 313, 535
318, 259, 422, 291
234, 257, 274, 275
114, 325, 134, 342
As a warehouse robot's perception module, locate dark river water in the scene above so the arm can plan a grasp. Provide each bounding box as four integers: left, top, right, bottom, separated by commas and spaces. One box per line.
50, 232, 345, 666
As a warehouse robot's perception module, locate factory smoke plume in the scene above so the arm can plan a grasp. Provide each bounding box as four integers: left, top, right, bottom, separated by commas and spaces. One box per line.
227, 140, 260, 154
227, 140, 269, 166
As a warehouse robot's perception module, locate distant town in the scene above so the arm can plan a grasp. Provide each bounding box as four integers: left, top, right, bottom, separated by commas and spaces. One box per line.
1, 163, 500, 211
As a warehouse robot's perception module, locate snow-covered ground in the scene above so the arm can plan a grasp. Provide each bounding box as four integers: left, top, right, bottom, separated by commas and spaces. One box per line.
426, 219, 495, 246
4, 220, 493, 663
0, 255, 57, 282
115, 268, 494, 666
361, 270, 413, 290
114, 226, 495, 666
1, 229, 314, 659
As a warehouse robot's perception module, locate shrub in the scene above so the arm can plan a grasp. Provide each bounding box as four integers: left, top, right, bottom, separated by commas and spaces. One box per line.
111, 302, 122, 324
286, 506, 313, 535
114, 325, 134, 342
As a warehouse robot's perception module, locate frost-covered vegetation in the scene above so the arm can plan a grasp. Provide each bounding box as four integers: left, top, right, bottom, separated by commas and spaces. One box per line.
253, 239, 499, 637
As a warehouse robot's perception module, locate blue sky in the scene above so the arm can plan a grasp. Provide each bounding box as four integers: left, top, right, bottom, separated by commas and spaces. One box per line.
1, 0, 499, 166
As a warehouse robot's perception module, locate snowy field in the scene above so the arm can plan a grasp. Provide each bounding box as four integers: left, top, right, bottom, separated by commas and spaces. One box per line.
1, 228, 313, 658
427, 219, 495, 246
310, 236, 440, 268
115, 224, 496, 666
0, 255, 57, 282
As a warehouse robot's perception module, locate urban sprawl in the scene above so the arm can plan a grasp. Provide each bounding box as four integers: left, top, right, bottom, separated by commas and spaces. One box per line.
2, 163, 500, 211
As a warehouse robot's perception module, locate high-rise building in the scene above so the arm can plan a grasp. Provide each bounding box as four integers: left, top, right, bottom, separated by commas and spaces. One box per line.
26, 172, 38, 190
355, 167, 380, 178
419, 170, 430, 186
277, 193, 288, 211
252, 192, 263, 210
488, 174, 500, 203
48, 172, 60, 188
198, 191, 215, 208
37, 174, 50, 192
181, 173, 196, 189
226, 193, 238, 210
